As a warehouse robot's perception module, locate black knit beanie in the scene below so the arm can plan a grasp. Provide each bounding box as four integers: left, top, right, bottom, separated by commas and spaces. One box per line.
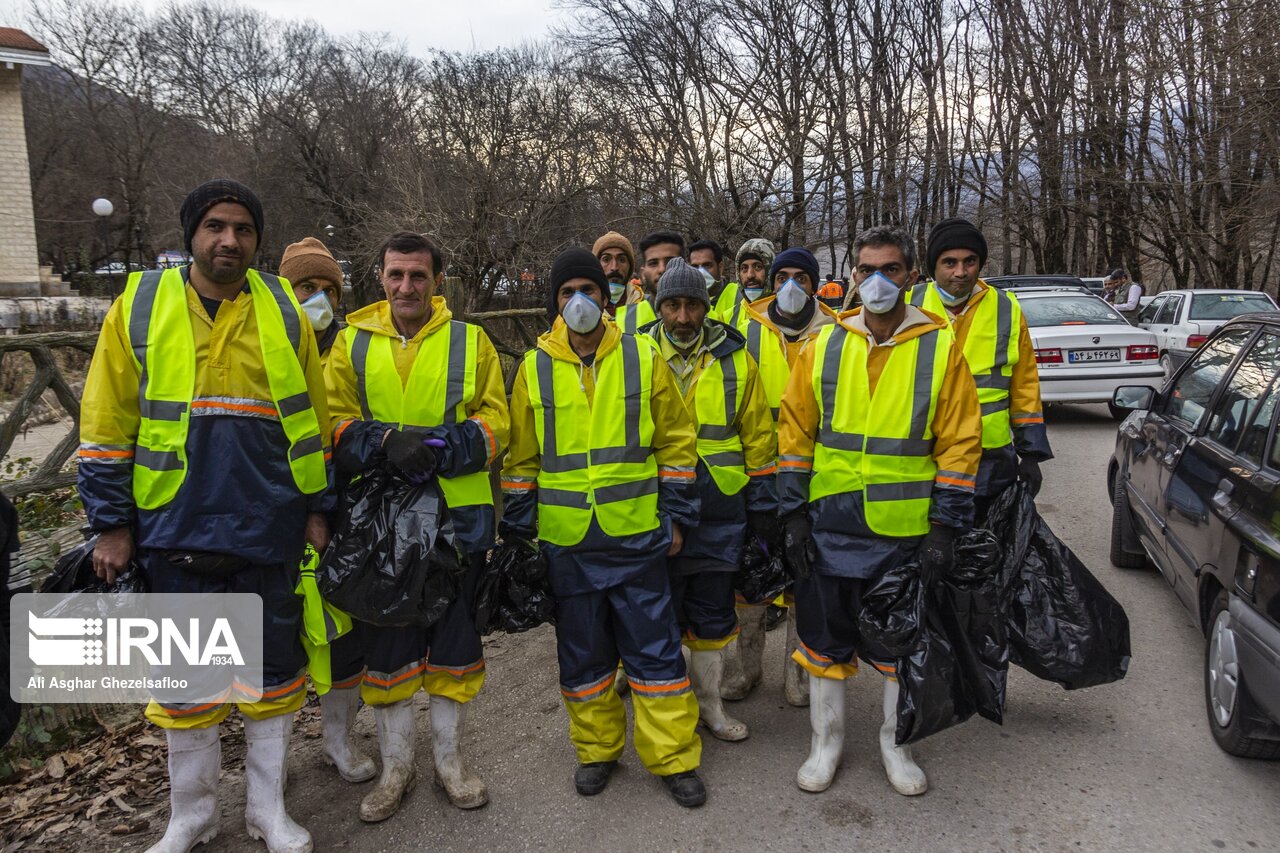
925, 217, 987, 276
179, 179, 265, 253
546, 247, 609, 319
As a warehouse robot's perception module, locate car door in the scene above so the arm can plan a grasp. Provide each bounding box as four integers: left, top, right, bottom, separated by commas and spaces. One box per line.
1163, 328, 1280, 610
1154, 294, 1183, 353
1137, 295, 1165, 332
1132, 325, 1257, 585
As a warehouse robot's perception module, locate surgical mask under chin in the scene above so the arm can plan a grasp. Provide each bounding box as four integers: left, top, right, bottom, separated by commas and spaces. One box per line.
562, 291, 604, 334
858, 272, 902, 315
934, 282, 970, 308
664, 324, 702, 350
609, 282, 627, 304
743, 286, 765, 302
775, 279, 810, 315
300, 291, 334, 330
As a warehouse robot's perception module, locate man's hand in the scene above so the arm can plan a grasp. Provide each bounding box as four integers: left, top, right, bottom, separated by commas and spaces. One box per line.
782, 512, 814, 582
1017, 456, 1043, 497
304, 513, 330, 552
918, 524, 956, 586
383, 430, 444, 483
93, 527, 134, 584
667, 522, 684, 557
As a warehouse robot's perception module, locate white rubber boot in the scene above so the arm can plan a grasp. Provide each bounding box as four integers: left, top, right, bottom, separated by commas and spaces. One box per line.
796, 675, 845, 793
319, 687, 376, 783
690, 648, 749, 742
721, 605, 766, 701
360, 699, 417, 822
243, 714, 312, 853
783, 608, 810, 707
430, 695, 488, 809
880, 679, 928, 796
146, 726, 221, 853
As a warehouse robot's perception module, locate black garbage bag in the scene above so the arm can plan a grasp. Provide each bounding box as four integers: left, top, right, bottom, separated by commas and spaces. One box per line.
734, 535, 788, 606
939, 529, 1007, 723
39, 536, 149, 594
895, 589, 978, 745
858, 559, 924, 657
999, 482, 1131, 689
474, 537, 555, 635
318, 470, 466, 628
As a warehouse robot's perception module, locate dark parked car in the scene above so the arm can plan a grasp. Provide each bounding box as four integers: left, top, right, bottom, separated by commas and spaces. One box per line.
1109, 314, 1280, 758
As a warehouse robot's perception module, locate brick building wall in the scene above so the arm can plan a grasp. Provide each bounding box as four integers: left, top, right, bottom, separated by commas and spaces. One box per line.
0, 65, 41, 296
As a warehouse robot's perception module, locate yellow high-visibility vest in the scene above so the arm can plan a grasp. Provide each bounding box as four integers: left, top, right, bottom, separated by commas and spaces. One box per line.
121, 268, 327, 509
692, 346, 750, 496
743, 318, 791, 425
614, 299, 657, 335
347, 321, 493, 508
524, 334, 660, 546
808, 323, 953, 537
709, 281, 746, 328
908, 283, 1020, 450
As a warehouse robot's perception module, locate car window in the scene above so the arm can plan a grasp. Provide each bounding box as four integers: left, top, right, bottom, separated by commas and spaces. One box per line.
1155, 296, 1181, 325
1019, 296, 1128, 327
1239, 381, 1280, 468
1138, 297, 1164, 324
1206, 332, 1280, 452
1161, 326, 1256, 429
1189, 293, 1276, 321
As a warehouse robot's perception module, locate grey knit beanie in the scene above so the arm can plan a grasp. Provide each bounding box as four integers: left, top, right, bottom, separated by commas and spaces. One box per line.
655, 257, 711, 310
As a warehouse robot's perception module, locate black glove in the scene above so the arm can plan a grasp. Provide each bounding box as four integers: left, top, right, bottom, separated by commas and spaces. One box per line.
383, 430, 443, 484
781, 512, 815, 582
1017, 456, 1043, 497
747, 511, 780, 546
918, 524, 956, 586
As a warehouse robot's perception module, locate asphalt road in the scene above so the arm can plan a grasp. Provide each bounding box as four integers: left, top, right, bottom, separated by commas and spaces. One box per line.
137, 404, 1280, 852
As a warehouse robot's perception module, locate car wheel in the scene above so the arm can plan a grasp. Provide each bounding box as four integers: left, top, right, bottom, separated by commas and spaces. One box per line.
1160, 353, 1173, 377
1204, 591, 1280, 759
1109, 475, 1147, 568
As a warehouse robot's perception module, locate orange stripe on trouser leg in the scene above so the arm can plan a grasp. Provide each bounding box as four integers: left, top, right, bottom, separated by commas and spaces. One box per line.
562, 684, 627, 765
631, 689, 701, 776
361, 661, 428, 706
791, 641, 859, 681
145, 697, 234, 730
423, 659, 486, 704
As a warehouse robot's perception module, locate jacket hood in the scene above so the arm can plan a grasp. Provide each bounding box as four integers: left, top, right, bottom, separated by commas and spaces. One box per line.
536, 314, 623, 363
346, 296, 453, 341
837, 304, 949, 344
639, 317, 744, 359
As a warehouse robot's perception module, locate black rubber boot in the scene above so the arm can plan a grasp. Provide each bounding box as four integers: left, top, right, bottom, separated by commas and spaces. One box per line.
574, 761, 618, 796
661, 770, 707, 808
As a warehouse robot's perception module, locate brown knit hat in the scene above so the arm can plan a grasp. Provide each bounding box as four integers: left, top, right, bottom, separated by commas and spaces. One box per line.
592, 231, 635, 272
280, 237, 343, 292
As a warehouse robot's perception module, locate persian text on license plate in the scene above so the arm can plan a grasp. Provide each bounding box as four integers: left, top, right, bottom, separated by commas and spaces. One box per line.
1068, 349, 1120, 363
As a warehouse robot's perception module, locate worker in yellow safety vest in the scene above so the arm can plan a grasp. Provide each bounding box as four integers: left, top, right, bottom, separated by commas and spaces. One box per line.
778, 225, 982, 797
616, 231, 683, 335
593, 230, 648, 321
722, 246, 840, 708
502, 247, 708, 807
325, 232, 510, 821
689, 238, 748, 329
905, 217, 1052, 512
78, 179, 332, 852
639, 257, 778, 743
734, 238, 777, 328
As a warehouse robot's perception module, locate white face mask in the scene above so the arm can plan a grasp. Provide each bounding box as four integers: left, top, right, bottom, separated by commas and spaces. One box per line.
700, 269, 716, 291
935, 282, 970, 308
775, 278, 810, 315
858, 272, 903, 315
609, 282, 627, 304
300, 290, 334, 330
562, 291, 604, 335
743, 287, 765, 302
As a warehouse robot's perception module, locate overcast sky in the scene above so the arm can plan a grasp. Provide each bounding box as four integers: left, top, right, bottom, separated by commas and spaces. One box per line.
2, 0, 564, 55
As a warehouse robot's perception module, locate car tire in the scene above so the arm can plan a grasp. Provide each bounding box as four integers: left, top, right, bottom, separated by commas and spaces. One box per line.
1160, 352, 1174, 377
1110, 475, 1147, 568
1204, 591, 1280, 759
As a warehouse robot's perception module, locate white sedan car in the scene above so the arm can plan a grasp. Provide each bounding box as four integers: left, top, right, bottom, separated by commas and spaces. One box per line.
1135, 288, 1278, 374
1013, 288, 1165, 419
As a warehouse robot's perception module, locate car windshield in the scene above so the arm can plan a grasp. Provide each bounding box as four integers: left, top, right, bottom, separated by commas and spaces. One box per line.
1188, 293, 1275, 320
1019, 295, 1128, 327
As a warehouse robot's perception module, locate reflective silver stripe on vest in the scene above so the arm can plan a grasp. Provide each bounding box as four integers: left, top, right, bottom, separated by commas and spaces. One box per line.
746, 321, 761, 362
443, 321, 469, 425
350, 330, 375, 420
276, 391, 312, 419
130, 271, 184, 421
909, 330, 939, 438
980, 399, 1006, 417
535, 349, 589, 474
258, 272, 301, 354
702, 450, 746, 468
623, 308, 638, 334
592, 336, 648, 465
991, 289, 1012, 372
140, 399, 187, 421
595, 478, 659, 505
536, 487, 591, 509
698, 349, 740, 441
864, 437, 934, 455
974, 374, 1012, 390
288, 434, 324, 461
865, 480, 934, 502
135, 447, 182, 471
909, 285, 928, 307
818, 327, 849, 449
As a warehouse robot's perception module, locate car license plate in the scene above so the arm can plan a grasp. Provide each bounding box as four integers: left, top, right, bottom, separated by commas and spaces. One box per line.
1068, 349, 1120, 363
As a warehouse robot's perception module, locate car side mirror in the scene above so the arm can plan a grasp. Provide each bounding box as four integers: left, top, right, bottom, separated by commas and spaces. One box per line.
1112, 385, 1156, 411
